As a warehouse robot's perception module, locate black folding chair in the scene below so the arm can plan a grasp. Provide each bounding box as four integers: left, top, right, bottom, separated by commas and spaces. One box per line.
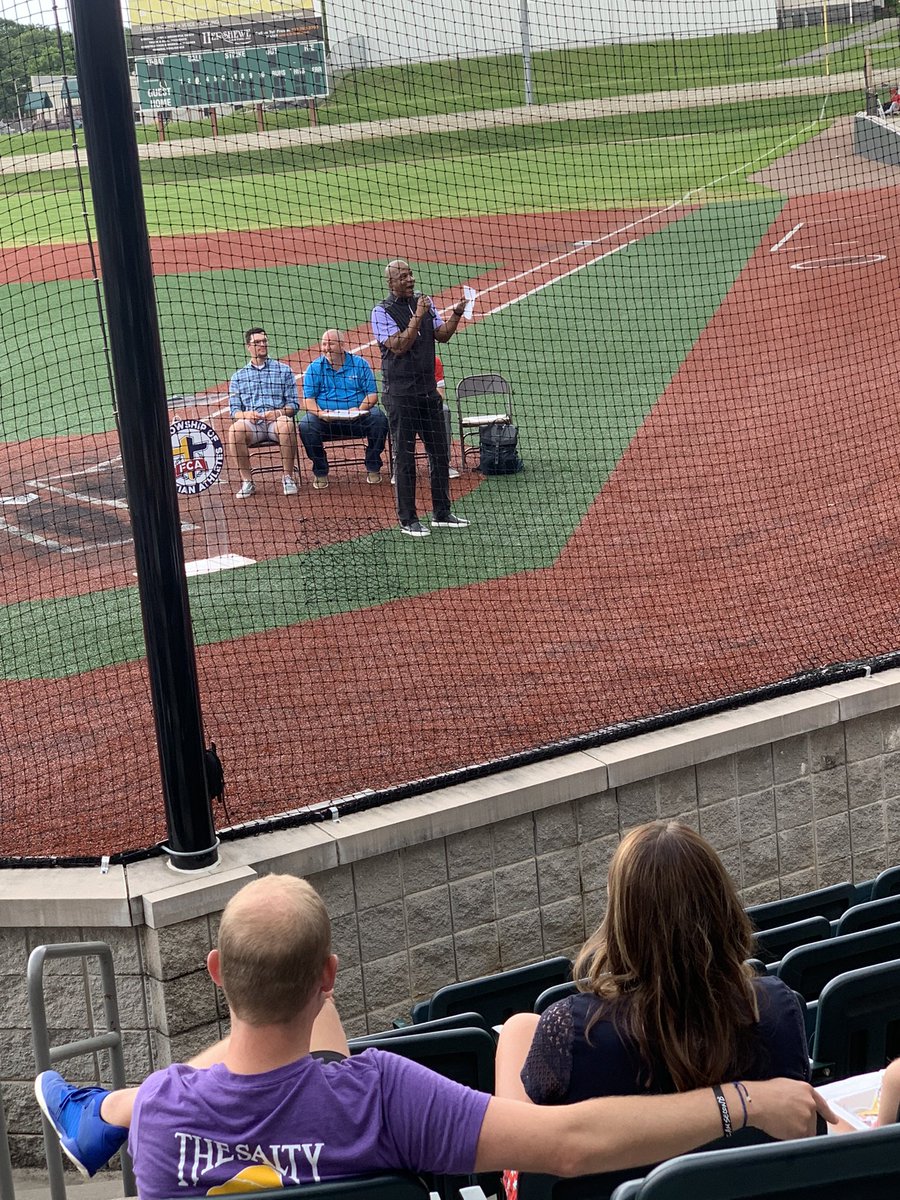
533, 979, 580, 1014
871, 864, 900, 900
455, 373, 514, 470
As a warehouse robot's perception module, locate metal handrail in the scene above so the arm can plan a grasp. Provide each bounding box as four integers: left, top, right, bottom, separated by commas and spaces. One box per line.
27, 942, 136, 1200
0, 1079, 15, 1200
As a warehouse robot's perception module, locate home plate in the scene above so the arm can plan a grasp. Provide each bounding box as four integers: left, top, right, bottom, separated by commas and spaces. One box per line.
185, 554, 256, 577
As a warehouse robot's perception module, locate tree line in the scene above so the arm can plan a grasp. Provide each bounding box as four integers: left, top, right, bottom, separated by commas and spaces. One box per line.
0, 17, 75, 123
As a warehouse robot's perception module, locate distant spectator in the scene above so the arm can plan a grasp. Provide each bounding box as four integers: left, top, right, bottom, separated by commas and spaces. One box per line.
883, 85, 900, 116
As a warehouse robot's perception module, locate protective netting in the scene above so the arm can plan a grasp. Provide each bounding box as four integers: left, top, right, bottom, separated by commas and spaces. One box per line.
2, 0, 899, 861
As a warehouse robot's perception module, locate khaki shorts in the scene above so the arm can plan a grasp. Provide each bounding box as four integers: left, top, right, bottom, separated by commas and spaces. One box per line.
233, 417, 280, 446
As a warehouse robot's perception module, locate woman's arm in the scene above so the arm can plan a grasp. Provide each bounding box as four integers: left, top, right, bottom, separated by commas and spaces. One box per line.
877, 1059, 900, 1126
495, 1013, 540, 1103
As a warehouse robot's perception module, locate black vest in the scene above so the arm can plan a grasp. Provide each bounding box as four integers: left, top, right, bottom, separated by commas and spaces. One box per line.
378, 293, 438, 401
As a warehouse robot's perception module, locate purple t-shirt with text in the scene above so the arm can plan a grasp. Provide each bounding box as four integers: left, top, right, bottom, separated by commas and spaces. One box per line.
129, 1048, 490, 1200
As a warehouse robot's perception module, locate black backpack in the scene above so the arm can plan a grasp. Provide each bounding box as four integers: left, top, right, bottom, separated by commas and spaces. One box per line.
205, 742, 229, 821
479, 422, 523, 474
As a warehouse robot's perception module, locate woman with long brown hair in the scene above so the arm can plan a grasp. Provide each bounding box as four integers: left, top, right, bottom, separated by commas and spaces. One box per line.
496, 820, 811, 1191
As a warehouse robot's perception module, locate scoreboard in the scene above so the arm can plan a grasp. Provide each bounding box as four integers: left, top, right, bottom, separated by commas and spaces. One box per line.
133, 14, 328, 112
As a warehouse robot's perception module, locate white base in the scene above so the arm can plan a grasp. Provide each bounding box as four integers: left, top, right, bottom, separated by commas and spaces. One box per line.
184, 553, 256, 576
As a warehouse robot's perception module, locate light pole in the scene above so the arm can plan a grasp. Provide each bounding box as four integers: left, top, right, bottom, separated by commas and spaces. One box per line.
520, 0, 533, 105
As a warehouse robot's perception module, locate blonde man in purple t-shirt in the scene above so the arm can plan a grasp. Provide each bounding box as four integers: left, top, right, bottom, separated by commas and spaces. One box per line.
36, 876, 831, 1199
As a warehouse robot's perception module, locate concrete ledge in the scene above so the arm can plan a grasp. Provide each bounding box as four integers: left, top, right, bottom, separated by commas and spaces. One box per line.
587, 689, 841, 786
317, 751, 608, 867
0, 865, 130, 928
4, 669, 900, 928
821, 668, 900, 721
138, 865, 257, 930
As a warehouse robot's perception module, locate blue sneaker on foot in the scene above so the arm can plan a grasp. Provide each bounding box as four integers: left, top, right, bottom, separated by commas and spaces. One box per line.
35, 1070, 128, 1177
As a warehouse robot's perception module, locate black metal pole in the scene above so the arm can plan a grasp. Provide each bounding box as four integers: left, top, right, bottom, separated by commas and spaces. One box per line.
70, 0, 218, 872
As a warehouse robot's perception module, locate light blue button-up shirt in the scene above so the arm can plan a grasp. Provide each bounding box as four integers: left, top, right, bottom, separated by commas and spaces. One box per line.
228, 358, 298, 417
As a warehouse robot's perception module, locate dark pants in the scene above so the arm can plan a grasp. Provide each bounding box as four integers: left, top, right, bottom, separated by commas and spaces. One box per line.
386, 392, 450, 524
298, 409, 389, 477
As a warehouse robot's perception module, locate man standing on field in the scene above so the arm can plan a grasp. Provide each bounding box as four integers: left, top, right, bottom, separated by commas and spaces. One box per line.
372, 260, 468, 538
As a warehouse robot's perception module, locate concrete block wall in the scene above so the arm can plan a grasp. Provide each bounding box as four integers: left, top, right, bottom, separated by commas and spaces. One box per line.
5, 669, 900, 1167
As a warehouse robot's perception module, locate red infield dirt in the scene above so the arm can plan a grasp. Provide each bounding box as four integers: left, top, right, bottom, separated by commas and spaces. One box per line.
5, 191, 900, 858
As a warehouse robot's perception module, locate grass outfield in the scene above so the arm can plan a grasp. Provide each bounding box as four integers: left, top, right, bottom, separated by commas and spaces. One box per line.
2, 93, 854, 197
0, 25, 840, 156
0, 197, 784, 680
0, 261, 487, 441
0, 121, 816, 246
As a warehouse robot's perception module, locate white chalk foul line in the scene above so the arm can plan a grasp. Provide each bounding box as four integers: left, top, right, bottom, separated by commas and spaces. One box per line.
208, 114, 831, 418
26, 481, 131, 511
0, 516, 132, 553
485, 240, 636, 316
770, 222, 804, 253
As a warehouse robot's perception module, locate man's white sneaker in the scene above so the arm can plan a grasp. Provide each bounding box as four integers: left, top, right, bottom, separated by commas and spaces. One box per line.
431, 514, 470, 528
283, 476, 298, 496
236, 480, 255, 499
448, 467, 461, 479
400, 520, 431, 537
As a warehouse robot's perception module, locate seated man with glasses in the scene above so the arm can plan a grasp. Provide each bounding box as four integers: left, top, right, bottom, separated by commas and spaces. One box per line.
228, 327, 300, 498
299, 329, 389, 490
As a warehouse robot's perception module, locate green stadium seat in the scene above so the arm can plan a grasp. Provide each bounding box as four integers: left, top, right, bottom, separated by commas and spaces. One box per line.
413, 956, 573, 1027
777, 920, 900, 1000
810, 957, 900, 1082
533, 979, 580, 1014
836, 893, 900, 936
351, 1011, 492, 1041
517, 1104, 807, 1200
751, 916, 832, 965
871, 864, 900, 900
608, 1122, 900, 1199
347, 1028, 497, 1200
747, 882, 855, 932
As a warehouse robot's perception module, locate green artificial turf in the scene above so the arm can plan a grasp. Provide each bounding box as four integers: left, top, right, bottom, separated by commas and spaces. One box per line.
0, 196, 785, 680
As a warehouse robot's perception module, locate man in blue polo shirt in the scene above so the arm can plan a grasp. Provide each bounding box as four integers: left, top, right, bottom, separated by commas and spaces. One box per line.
228, 327, 300, 498
299, 329, 389, 490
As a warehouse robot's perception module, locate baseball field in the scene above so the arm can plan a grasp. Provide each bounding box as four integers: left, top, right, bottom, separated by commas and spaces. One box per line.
3, 26, 899, 860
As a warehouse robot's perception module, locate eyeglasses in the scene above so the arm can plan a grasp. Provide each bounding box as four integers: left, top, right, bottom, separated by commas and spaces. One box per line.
249, 339, 268, 346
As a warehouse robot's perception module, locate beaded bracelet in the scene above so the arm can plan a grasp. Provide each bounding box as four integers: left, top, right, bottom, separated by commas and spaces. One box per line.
731, 1081, 751, 1130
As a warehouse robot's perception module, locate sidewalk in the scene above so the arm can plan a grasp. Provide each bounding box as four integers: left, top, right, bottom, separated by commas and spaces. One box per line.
12, 1168, 126, 1200
0, 69, 865, 177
